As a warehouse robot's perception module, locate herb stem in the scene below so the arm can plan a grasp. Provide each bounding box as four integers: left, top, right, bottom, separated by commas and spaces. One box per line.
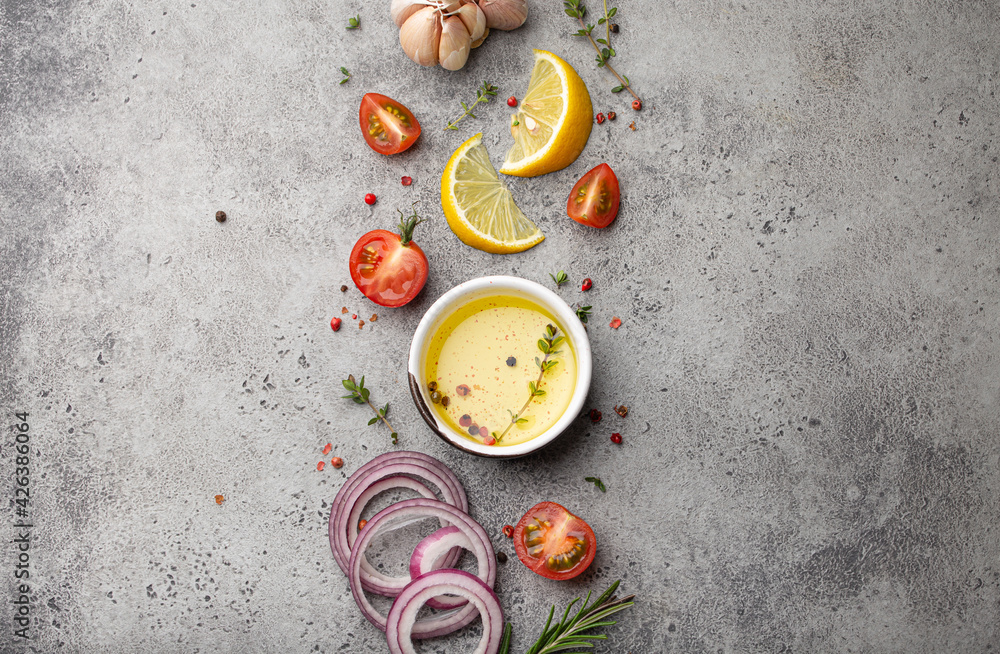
576, 14, 639, 102
364, 397, 396, 434
494, 325, 562, 444
603, 0, 611, 50
445, 81, 499, 131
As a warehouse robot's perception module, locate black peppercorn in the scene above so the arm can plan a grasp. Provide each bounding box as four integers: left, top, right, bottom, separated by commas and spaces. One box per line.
506, 356, 516, 367
610, 23, 619, 33
496, 551, 508, 564
341, 285, 348, 292
215, 210, 227, 222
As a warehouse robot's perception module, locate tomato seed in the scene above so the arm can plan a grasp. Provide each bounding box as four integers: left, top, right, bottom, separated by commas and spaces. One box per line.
502, 525, 514, 538
632, 99, 642, 111
322, 443, 332, 455
590, 409, 602, 422
581, 278, 593, 291
611, 432, 622, 444
364, 193, 376, 205
596, 112, 606, 124
401, 176, 412, 186
330, 317, 342, 331
215, 210, 227, 223
507, 96, 517, 107
331, 456, 344, 468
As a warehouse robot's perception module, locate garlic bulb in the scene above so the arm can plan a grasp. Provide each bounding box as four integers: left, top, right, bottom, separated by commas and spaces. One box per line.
439, 15, 472, 71
399, 5, 442, 66
477, 0, 527, 30
391, 0, 428, 27
455, 2, 486, 42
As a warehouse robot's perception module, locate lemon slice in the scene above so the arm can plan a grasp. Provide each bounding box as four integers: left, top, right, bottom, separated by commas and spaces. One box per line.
441, 133, 544, 254
499, 49, 593, 178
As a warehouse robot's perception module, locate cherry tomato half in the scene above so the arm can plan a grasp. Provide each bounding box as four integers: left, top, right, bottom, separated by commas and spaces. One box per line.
359, 93, 421, 155
567, 163, 620, 228
348, 211, 428, 307
513, 501, 596, 581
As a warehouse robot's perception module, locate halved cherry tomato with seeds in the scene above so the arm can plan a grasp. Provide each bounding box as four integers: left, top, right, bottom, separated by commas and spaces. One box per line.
349, 208, 428, 307
567, 163, 620, 228
359, 93, 421, 155
513, 501, 596, 580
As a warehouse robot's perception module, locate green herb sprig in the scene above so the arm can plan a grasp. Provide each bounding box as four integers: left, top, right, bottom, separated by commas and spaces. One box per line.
445, 81, 498, 131
493, 324, 563, 443
346, 14, 360, 29
563, 0, 640, 102
550, 270, 569, 288
339, 67, 351, 85
576, 305, 592, 324
585, 476, 607, 492
498, 580, 635, 654
342, 374, 398, 444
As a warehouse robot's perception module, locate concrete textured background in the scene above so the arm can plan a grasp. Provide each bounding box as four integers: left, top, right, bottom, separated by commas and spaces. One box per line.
1, 0, 999, 651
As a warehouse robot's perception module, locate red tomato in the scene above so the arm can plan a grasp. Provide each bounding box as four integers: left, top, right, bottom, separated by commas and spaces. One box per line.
359, 93, 421, 155
513, 501, 596, 581
567, 163, 620, 228
349, 210, 428, 307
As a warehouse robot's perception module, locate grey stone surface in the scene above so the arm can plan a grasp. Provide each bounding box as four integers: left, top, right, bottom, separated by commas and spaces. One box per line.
2, 0, 999, 651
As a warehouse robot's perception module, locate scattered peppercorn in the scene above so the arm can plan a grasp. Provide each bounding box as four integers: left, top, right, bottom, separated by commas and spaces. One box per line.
611, 432, 622, 444
610, 316, 622, 329
364, 193, 377, 205
358, 519, 368, 531
496, 551, 508, 564
581, 278, 593, 291
428, 381, 438, 391
330, 317, 342, 331
483, 436, 496, 446
323, 443, 332, 455
607, 111, 616, 121
632, 99, 642, 111
215, 494, 225, 505
478, 426, 489, 438
401, 176, 412, 186
342, 307, 349, 314
502, 525, 514, 538
596, 112, 606, 124
317, 461, 326, 471
441, 395, 450, 407
370, 313, 378, 322
590, 409, 603, 422
215, 210, 227, 223
358, 320, 365, 329
456, 384, 471, 396
431, 391, 442, 404
507, 96, 517, 107
331, 456, 344, 468
468, 424, 479, 436
460, 414, 472, 427
341, 285, 348, 292
610, 23, 619, 33
506, 356, 516, 367
352, 314, 358, 319
615, 404, 629, 417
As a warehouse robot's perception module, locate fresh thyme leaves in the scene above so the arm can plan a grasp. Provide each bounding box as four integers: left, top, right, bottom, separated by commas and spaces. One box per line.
445, 81, 498, 131
339, 67, 351, 85
585, 476, 607, 492
563, 0, 641, 103
576, 305, 592, 324
499, 580, 634, 654
346, 13, 360, 29
549, 270, 569, 288
492, 324, 563, 443
342, 374, 398, 444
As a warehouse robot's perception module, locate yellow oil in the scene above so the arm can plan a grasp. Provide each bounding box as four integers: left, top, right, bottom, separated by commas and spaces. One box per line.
424, 295, 577, 447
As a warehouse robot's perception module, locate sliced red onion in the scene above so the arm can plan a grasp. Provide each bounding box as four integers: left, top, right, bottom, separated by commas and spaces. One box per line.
410, 526, 474, 610
329, 451, 468, 579
349, 498, 495, 637
386, 569, 504, 654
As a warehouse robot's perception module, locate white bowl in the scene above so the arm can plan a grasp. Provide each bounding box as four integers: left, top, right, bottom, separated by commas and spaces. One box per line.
407, 276, 592, 458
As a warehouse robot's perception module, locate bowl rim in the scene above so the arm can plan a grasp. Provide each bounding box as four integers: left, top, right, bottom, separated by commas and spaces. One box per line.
407, 275, 593, 459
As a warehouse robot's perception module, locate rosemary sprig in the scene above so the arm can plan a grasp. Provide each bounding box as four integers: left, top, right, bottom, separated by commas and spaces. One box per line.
498, 580, 635, 654
585, 476, 607, 492
445, 81, 498, 131
346, 13, 360, 29
493, 324, 563, 443
549, 270, 569, 288
339, 66, 351, 85
563, 0, 640, 102
576, 305, 592, 324
342, 374, 398, 444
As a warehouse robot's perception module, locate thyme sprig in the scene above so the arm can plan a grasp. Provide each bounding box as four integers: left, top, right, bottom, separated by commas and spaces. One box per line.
576, 305, 593, 324
498, 580, 635, 654
342, 374, 398, 444
585, 476, 607, 492
493, 324, 563, 443
339, 67, 351, 85
549, 270, 569, 288
563, 0, 640, 102
445, 81, 498, 131
346, 14, 361, 29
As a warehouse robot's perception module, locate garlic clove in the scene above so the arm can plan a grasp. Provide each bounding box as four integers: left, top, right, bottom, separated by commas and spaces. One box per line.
391, 0, 429, 28
438, 15, 471, 71
456, 2, 486, 42
399, 6, 442, 67
477, 0, 527, 31
471, 26, 489, 48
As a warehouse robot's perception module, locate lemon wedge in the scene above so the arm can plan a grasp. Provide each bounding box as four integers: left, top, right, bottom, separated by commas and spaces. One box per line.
441, 133, 545, 254
499, 49, 593, 178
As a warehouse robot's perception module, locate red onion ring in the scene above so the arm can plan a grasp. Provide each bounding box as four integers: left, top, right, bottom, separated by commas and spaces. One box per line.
410, 526, 474, 610
386, 570, 504, 654
329, 451, 468, 580
348, 498, 495, 638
